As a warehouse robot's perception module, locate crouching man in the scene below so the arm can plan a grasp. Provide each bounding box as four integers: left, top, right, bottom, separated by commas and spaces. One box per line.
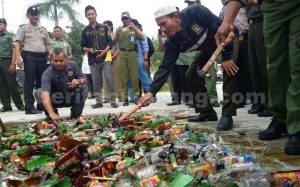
37, 47, 87, 121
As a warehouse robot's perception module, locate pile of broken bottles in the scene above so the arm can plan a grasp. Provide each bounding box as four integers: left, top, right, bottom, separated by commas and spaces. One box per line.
0, 114, 299, 187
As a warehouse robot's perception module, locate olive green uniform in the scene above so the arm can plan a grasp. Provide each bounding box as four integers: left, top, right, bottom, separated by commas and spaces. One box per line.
118, 29, 139, 101
0, 30, 24, 109
50, 39, 72, 55
247, 7, 268, 110
262, 0, 300, 134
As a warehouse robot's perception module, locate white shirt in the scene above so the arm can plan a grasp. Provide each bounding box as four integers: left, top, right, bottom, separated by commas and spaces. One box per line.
81, 54, 91, 74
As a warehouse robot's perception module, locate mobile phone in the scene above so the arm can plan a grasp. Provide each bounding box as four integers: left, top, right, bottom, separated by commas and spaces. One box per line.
158, 29, 162, 35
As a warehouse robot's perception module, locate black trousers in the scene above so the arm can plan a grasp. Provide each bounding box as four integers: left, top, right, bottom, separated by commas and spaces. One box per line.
0, 58, 24, 109
170, 65, 191, 103
85, 74, 94, 97
21, 51, 49, 111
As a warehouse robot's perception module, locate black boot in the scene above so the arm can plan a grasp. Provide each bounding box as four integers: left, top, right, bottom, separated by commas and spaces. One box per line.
284, 132, 300, 155
217, 116, 233, 131
258, 119, 288, 140
123, 99, 129, 106
188, 110, 218, 122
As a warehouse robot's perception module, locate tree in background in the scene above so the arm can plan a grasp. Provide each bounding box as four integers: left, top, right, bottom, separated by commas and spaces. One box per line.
66, 20, 84, 65
150, 37, 163, 72
34, 0, 80, 26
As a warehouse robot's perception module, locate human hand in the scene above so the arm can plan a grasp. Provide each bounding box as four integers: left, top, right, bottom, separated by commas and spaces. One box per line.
221, 59, 239, 76
16, 57, 23, 69
143, 60, 149, 69
215, 23, 235, 46
68, 79, 81, 89
8, 64, 16, 73
139, 92, 153, 107
49, 112, 61, 122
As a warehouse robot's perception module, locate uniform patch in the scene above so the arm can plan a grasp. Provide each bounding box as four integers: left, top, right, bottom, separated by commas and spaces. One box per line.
67, 69, 74, 77
191, 23, 203, 35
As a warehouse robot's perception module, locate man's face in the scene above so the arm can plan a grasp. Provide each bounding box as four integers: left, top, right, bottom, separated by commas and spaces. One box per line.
121, 17, 131, 27
155, 15, 182, 37
27, 13, 40, 25
51, 52, 67, 71
0, 23, 6, 32
85, 9, 97, 23
53, 28, 63, 40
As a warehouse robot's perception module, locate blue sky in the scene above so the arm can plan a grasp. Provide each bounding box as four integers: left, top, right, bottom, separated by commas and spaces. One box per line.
1, 0, 223, 37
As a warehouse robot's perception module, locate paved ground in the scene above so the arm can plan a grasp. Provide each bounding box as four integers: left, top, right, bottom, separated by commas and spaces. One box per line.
1, 82, 300, 168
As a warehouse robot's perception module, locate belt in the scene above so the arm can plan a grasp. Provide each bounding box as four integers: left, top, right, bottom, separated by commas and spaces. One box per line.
249, 16, 263, 24
23, 51, 47, 57
119, 48, 135, 52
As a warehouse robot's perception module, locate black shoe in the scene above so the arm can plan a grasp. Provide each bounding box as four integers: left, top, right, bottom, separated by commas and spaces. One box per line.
111, 102, 119, 108
211, 101, 220, 107
258, 119, 288, 140
284, 132, 300, 155
0, 107, 13, 112
217, 116, 233, 131
91, 103, 103, 108
123, 100, 129, 106
248, 107, 264, 114
167, 101, 181, 106
257, 110, 273, 117
103, 98, 109, 103
188, 110, 218, 122
17, 105, 25, 111
25, 109, 42, 114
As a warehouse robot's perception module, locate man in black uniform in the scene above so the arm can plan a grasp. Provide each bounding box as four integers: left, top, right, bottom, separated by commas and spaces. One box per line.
38, 48, 87, 121
140, 5, 238, 131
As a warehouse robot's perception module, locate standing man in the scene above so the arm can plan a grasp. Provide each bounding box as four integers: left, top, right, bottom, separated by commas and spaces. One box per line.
38, 48, 86, 121
81, 5, 118, 109
140, 5, 237, 131
0, 18, 25, 112
15, 6, 52, 114
50, 26, 72, 60
113, 11, 145, 106
217, 0, 300, 155
246, 1, 272, 117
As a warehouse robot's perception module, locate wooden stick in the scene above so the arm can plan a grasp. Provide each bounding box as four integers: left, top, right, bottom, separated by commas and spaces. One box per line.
119, 104, 141, 121
202, 31, 234, 72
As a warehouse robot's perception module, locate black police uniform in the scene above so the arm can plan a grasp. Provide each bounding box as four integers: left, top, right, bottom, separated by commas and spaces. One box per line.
41, 62, 85, 118
149, 4, 233, 115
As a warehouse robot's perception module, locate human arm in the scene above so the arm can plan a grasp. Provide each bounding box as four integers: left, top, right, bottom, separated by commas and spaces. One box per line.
215, 0, 245, 45
8, 48, 17, 73
139, 40, 180, 106
41, 91, 61, 121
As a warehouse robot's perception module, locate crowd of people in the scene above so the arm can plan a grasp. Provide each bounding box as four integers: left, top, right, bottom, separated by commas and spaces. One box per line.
0, 0, 299, 155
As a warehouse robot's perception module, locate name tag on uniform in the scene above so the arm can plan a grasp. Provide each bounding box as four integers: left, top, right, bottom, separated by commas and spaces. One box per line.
130, 36, 135, 42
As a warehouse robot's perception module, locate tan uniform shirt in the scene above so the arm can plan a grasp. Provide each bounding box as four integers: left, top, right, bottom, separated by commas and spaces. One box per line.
15, 23, 50, 53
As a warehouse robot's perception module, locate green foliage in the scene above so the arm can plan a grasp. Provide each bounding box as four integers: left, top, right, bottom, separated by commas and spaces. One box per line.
150, 37, 164, 73
66, 21, 85, 65
34, 0, 80, 26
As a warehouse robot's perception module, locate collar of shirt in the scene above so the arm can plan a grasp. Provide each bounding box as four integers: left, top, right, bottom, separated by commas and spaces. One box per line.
87, 22, 102, 30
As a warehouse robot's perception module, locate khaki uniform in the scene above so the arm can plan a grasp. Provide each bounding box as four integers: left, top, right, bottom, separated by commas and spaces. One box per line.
118, 29, 139, 101
15, 23, 50, 111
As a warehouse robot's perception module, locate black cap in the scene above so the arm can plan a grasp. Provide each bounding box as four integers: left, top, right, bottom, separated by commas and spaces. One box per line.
27, 6, 39, 16
0, 18, 6, 24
